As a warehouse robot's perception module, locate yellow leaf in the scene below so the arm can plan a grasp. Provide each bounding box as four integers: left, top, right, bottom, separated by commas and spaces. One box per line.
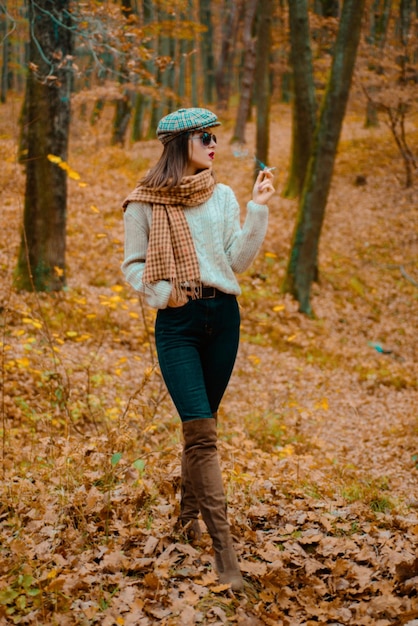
22, 317, 42, 329
47, 154, 62, 164
47, 569, 57, 579
116, 618, 124, 626
265, 251, 277, 259
16, 357, 30, 368
350, 276, 364, 296
111, 285, 124, 293
54, 265, 64, 277
66, 331, 78, 338
90, 204, 100, 213
76, 334, 91, 342
279, 444, 295, 457
96, 233, 107, 239
315, 397, 329, 410
67, 169, 81, 180
286, 333, 298, 342
129, 312, 139, 319
273, 304, 285, 312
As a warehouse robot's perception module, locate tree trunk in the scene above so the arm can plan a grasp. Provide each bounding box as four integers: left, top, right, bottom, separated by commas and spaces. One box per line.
364, 0, 391, 127
254, 0, 273, 179
1, 1, 10, 103
232, 0, 259, 143
283, 0, 366, 315
15, 0, 73, 292
284, 0, 317, 198
111, 90, 134, 146
319, 0, 340, 16
399, 0, 412, 82
215, 0, 242, 110
111, 0, 135, 146
199, 0, 215, 103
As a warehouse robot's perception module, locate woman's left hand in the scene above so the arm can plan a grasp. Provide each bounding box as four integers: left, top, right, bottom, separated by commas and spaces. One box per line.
252, 169, 276, 205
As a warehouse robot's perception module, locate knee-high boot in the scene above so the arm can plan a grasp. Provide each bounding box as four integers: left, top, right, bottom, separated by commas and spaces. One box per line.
182, 417, 244, 591
178, 413, 217, 542
179, 448, 202, 542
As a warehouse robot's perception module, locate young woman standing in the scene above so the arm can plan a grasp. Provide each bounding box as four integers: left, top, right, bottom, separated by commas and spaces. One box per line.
122, 108, 275, 591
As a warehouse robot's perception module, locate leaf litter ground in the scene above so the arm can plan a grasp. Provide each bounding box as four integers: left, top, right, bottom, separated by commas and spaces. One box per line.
0, 98, 417, 625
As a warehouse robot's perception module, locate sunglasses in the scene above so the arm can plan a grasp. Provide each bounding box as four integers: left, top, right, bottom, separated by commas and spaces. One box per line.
189, 131, 217, 147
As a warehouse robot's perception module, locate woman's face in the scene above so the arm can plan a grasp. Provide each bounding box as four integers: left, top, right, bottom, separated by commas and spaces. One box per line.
185, 129, 217, 175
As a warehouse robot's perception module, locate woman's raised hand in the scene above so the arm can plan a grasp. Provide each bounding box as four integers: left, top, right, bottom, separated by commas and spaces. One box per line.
252, 169, 275, 205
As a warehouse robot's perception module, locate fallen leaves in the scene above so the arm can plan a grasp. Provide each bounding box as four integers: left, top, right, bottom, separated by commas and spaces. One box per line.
1, 100, 417, 624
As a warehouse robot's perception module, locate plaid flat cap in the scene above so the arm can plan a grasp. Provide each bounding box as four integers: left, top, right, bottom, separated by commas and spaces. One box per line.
157, 107, 221, 144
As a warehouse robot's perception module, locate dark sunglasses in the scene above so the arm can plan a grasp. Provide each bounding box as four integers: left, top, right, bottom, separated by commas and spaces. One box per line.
190, 131, 217, 146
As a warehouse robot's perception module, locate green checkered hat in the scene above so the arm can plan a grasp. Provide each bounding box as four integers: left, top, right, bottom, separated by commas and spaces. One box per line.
157, 107, 221, 144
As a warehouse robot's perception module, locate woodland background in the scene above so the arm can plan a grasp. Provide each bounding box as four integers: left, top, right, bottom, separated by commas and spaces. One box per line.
0, 1, 418, 625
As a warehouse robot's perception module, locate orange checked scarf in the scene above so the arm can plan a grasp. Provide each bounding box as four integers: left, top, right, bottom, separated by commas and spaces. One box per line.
123, 169, 216, 300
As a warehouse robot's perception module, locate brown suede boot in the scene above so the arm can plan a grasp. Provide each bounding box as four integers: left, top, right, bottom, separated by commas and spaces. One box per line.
182, 418, 244, 591
178, 413, 217, 542
178, 448, 202, 542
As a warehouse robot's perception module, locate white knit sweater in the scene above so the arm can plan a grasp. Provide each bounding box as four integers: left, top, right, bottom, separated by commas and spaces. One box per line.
122, 182, 268, 309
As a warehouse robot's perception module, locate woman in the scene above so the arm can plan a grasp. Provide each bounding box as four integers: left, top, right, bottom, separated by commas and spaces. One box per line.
122, 107, 275, 591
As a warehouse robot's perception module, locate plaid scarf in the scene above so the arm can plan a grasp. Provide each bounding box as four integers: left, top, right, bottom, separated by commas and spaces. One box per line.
123, 169, 216, 300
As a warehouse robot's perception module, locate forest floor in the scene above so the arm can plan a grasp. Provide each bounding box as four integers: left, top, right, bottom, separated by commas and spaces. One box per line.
0, 95, 417, 626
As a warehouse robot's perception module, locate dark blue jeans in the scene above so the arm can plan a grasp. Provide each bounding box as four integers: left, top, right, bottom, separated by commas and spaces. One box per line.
155, 293, 240, 422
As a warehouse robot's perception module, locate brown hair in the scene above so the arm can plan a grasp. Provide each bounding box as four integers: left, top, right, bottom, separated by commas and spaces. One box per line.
140, 132, 190, 189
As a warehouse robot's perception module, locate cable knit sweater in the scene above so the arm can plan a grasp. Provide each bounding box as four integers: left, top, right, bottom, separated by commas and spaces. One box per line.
122, 182, 268, 309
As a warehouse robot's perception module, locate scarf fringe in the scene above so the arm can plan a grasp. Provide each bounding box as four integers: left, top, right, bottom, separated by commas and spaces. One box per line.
143, 279, 203, 304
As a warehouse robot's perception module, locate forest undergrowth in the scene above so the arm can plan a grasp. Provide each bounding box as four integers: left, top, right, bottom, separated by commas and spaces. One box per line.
0, 96, 417, 625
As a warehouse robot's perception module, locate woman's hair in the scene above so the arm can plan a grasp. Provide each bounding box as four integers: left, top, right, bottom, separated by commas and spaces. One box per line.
140, 132, 190, 189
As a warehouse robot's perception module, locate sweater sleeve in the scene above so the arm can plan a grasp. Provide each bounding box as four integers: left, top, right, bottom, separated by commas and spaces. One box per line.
223, 187, 269, 273
121, 202, 172, 309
